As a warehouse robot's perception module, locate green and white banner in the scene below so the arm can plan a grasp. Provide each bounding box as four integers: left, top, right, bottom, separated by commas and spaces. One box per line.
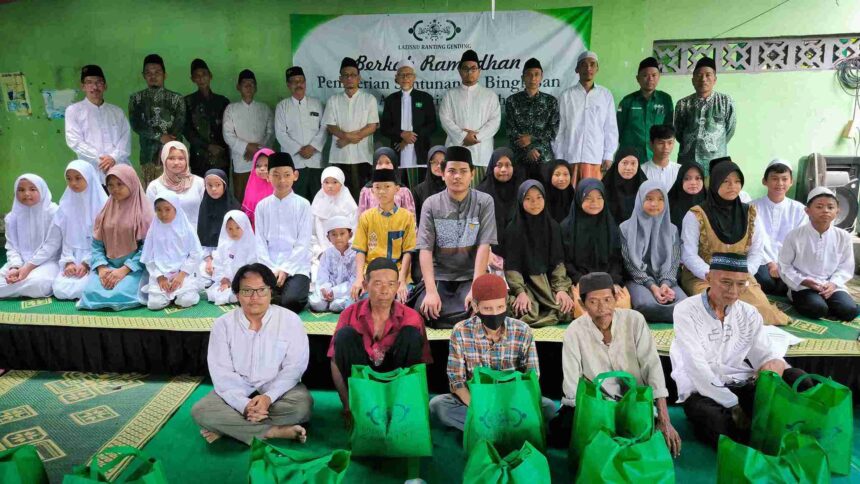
291, 8, 592, 106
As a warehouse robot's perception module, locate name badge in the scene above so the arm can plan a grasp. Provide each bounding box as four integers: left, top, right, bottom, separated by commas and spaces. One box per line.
310, 111, 320, 117
415, 102, 423, 108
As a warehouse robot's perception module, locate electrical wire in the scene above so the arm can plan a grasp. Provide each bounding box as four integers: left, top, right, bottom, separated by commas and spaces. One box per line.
709, 0, 791, 40
836, 58, 860, 155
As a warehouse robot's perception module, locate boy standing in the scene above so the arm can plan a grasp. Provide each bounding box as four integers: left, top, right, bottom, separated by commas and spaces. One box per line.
223, 69, 275, 200
184, 58, 230, 177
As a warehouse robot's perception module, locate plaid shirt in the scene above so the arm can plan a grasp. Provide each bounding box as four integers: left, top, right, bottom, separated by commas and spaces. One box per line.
447, 315, 539, 390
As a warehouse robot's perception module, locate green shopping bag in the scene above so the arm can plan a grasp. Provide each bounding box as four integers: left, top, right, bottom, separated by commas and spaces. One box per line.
570, 371, 654, 464
348, 363, 432, 457
575, 429, 674, 483
248, 438, 350, 484
62, 446, 167, 484
717, 432, 830, 483
463, 368, 545, 455
750, 371, 853, 475
0, 445, 48, 484
463, 439, 550, 484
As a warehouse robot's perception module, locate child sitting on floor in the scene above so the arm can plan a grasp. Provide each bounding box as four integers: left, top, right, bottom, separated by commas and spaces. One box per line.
779, 186, 860, 321
309, 216, 356, 313
78, 165, 152, 311
141, 193, 203, 310
310, 166, 357, 262
197, 169, 240, 288
0, 174, 59, 299
206, 210, 268, 305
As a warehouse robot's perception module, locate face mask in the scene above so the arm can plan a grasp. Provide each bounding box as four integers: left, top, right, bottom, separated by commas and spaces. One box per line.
479, 311, 506, 330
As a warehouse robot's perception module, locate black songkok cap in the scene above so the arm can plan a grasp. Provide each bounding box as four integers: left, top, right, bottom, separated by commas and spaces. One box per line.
523, 58, 542, 73
80, 65, 105, 82
460, 49, 480, 66
710, 252, 748, 273
285, 66, 305, 81
238, 69, 256, 84
579, 272, 615, 300
638, 57, 660, 72
694, 56, 717, 72
143, 54, 164, 70
190, 58, 209, 74
267, 152, 295, 170
340, 57, 359, 72
445, 146, 473, 167
371, 168, 398, 184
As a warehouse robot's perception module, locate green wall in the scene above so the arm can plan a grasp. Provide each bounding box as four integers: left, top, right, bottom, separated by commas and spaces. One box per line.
1, 0, 858, 214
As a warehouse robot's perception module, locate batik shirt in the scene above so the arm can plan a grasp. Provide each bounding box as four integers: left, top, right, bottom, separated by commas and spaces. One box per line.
184, 91, 230, 174
129, 87, 186, 165
504, 90, 559, 165
674, 91, 736, 175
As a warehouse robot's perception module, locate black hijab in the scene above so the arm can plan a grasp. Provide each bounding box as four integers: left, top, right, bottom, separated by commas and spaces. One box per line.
197, 169, 240, 247
413, 145, 447, 217
477, 147, 522, 241
668, 162, 707, 229
560, 178, 620, 278
504, 180, 565, 276
543, 159, 576, 223
602, 147, 647, 223
366, 147, 400, 187
701, 158, 749, 245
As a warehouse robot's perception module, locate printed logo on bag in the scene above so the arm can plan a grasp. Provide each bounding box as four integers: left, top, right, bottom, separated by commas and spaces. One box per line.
785, 421, 841, 441
479, 407, 527, 429
409, 19, 461, 42
366, 404, 410, 426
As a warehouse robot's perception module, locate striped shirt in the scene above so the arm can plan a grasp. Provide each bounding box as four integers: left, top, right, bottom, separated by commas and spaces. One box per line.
447, 316, 539, 390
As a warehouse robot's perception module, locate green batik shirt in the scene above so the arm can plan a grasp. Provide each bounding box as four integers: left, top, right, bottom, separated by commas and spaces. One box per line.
129, 87, 186, 165
674, 91, 736, 176
504, 90, 560, 165
184, 90, 230, 173
616, 89, 673, 162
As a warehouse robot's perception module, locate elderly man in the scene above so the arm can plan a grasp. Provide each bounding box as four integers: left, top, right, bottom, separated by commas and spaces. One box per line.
380, 59, 438, 169
439, 49, 501, 170
616, 57, 674, 164
192, 263, 312, 445
329, 258, 432, 428
505, 58, 560, 180
671, 252, 812, 447
430, 273, 556, 431
552, 272, 681, 455
674, 57, 736, 176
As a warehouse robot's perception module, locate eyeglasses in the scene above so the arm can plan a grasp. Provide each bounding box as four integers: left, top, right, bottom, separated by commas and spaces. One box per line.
237, 287, 270, 297
397, 73, 416, 79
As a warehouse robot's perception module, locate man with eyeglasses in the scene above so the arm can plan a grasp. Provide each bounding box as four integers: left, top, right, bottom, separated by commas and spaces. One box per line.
192, 263, 313, 445
439, 49, 501, 170
65, 64, 131, 184
380, 59, 437, 171
670, 252, 812, 447
328, 258, 432, 429
323, 56, 380, 199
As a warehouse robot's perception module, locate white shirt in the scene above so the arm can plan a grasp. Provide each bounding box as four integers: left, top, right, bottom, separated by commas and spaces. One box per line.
255, 192, 313, 277
640, 161, 681, 193
670, 292, 783, 407
274, 96, 327, 169
29, 225, 84, 268
223, 100, 275, 173
553, 83, 618, 165
751, 196, 807, 263
399, 89, 417, 167
680, 209, 766, 279
779, 223, 854, 292
438, 83, 501, 167
322, 90, 379, 165
208, 306, 309, 413
64, 98, 131, 183
146, 176, 206, 228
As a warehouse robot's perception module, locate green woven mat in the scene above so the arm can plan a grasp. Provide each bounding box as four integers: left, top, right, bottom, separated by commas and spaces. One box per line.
0, 371, 201, 482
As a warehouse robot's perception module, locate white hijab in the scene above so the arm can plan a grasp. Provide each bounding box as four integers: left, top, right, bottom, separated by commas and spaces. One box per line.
6, 174, 58, 262
311, 167, 357, 223
213, 210, 269, 278
54, 161, 108, 251
140, 191, 202, 275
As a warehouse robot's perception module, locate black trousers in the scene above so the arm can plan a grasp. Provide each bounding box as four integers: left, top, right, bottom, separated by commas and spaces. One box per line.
332, 325, 424, 378
547, 404, 575, 448
754, 264, 789, 296
791, 288, 860, 322
331, 163, 371, 201
272, 274, 310, 314
410, 280, 472, 329
683, 367, 813, 447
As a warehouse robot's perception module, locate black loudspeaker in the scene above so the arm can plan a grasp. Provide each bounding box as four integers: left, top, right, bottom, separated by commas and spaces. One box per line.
801, 153, 860, 232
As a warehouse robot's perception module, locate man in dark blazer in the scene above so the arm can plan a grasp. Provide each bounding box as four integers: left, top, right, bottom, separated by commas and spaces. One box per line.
380, 59, 438, 170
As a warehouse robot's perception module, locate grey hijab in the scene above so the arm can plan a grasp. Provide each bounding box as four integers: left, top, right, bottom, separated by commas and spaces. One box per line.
619, 180, 677, 281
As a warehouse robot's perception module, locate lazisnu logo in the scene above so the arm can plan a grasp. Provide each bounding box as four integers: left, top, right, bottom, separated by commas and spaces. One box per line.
409, 19, 461, 42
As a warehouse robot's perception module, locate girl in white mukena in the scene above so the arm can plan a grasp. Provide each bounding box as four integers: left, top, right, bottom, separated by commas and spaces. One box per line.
141, 192, 203, 310
206, 210, 268, 305
50, 161, 109, 299
0, 174, 60, 299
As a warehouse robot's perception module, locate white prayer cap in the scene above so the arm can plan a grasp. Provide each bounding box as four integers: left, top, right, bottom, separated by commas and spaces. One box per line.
767, 158, 792, 170
396, 58, 415, 71
806, 186, 836, 204
577, 50, 598, 66
324, 215, 353, 234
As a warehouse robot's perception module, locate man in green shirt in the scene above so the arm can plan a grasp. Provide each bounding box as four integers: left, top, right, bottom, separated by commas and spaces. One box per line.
616, 57, 673, 163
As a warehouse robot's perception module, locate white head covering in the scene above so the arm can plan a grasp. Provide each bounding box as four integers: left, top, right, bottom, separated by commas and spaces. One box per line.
396, 58, 415, 71
577, 50, 598, 66
323, 215, 353, 234
54, 161, 108, 251
807, 186, 836, 204
311, 166, 357, 223
140, 191, 202, 275
5, 174, 58, 262
213, 210, 269, 279
619, 180, 678, 279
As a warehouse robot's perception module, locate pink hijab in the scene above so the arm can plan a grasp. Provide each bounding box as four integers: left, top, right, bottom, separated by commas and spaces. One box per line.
94, 165, 154, 259
158, 141, 193, 193
242, 148, 274, 225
